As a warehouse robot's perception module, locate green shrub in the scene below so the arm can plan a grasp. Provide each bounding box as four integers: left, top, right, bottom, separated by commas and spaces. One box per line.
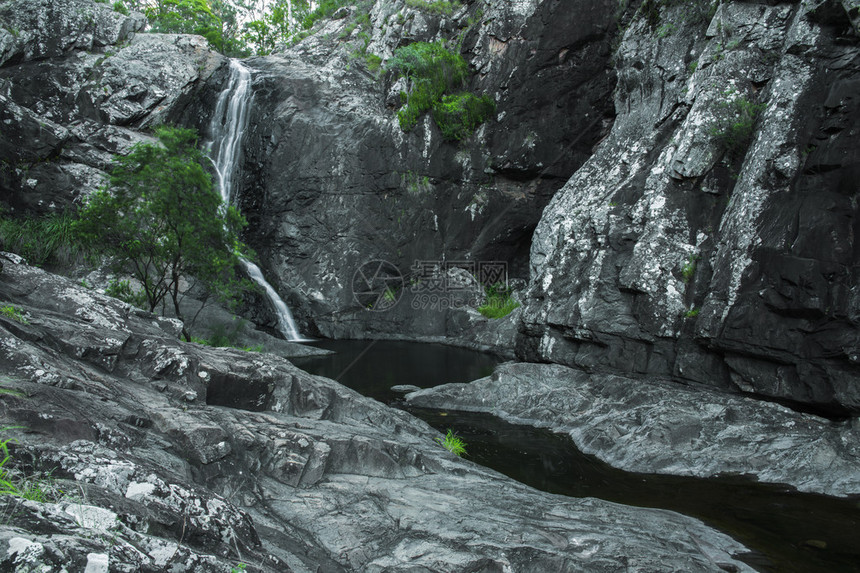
389, 41, 469, 131
301, 0, 351, 30
73, 126, 251, 340
363, 52, 382, 73
105, 278, 147, 309
0, 209, 89, 269
0, 437, 20, 496
710, 93, 766, 158
684, 307, 700, 318
388, 41, 495, 138
477, 283, 520, 319
404, 0, 462, 16
432, 92, 495, 141
112, 1, 129, 15
681, 254, 699, 283
0, 305, 28, 324
436, 429, 466, 456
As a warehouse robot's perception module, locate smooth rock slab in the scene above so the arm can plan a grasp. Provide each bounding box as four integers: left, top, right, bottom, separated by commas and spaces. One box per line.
0, 257, 757, 571
406, 362, 860, 497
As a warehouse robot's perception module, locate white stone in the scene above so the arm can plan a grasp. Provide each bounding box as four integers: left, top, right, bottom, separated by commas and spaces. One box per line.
84, 553, 109, 573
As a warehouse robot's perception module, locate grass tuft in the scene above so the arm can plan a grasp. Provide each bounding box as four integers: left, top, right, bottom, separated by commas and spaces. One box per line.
436, 429, 467, 456
0, 209, 90, 269
0, 433, 63, 502
477, 283, 520, 319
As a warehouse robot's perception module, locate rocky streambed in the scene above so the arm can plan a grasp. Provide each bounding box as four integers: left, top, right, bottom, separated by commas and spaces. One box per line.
0, 256, 758, 571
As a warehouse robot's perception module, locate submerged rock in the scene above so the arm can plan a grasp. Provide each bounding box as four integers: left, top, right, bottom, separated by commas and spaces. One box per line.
406, 362, 860, 497
0, 257, 756, 571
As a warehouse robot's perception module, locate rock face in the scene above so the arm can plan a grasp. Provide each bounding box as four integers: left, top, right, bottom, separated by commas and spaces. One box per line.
185, 0, 618, 340
0, 0, 222, 212
520, 0, 860, 415
406, 362, 860, 497
0, 256, 756, 571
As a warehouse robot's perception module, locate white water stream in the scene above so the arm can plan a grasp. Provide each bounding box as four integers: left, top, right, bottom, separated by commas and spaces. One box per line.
207, 59, 304, 342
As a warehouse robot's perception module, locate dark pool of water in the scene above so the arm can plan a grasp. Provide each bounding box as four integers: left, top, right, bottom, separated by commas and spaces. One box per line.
409, 409, 860, 573
290, 340, 860, 573
290, 339, 501, 403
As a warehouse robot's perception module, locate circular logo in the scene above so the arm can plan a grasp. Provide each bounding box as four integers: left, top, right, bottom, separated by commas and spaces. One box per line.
352, 260, 404, 312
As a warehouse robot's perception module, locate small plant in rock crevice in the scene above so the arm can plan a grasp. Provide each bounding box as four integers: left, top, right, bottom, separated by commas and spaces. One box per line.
0, 305, 28, 325
0, 429, 63, 503
477, 283, 520, 319
436, 429, 467, 456
709, 91, 766, 159
681, 254, 699, 283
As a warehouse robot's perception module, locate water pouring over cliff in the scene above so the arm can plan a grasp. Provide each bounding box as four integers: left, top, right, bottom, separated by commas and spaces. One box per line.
207, 59, 304, 342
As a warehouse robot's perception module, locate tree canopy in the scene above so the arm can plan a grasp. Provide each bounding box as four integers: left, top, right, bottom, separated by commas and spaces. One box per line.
74, 126, 250, 338
118, 0, 334, 56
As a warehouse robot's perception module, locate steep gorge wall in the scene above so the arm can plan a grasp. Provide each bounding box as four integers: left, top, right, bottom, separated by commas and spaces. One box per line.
520, 0, 860, 415
213, 0, 619, 339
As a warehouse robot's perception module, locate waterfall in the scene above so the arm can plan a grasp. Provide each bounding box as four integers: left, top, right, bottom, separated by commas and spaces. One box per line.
207, 59, 305, 342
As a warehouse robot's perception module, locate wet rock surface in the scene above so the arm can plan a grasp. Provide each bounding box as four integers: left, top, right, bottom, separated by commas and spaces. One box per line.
0, 258, 757, 571
406, 362, 860, 497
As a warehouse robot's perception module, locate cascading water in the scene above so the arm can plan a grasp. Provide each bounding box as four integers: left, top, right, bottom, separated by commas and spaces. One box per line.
207, 59, 304, 342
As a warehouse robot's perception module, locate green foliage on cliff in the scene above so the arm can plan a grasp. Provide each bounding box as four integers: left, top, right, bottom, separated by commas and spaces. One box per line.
388, 41, 494, 140
299, 0, 351, 30
0, 305, 28, 324
389, 41, 469, 131
0, 209, 89, 269
73, 126, 251, 338
105, 278, 148, 308
0, 432, 61, 502
404, 0, 462, 16
432, 93, 495, 141
681, 254, 699, 283
710, 92, 766, 159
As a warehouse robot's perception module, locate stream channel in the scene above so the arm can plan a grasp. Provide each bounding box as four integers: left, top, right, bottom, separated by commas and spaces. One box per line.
290, 339, 860, 573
